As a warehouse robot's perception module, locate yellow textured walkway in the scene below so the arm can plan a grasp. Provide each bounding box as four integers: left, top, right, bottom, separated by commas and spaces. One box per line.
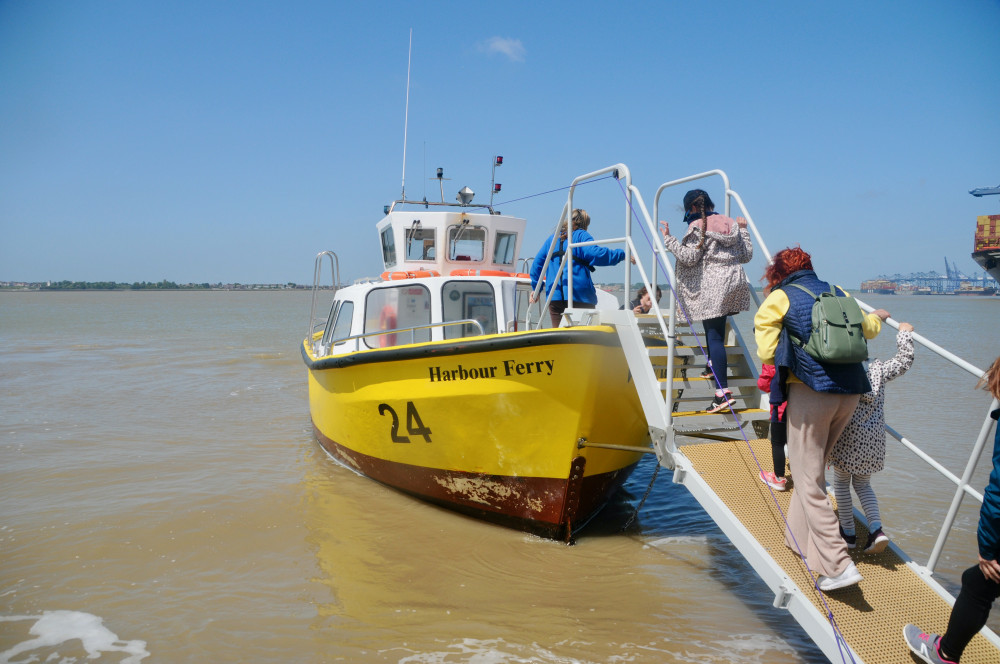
679, 437, 1000, 664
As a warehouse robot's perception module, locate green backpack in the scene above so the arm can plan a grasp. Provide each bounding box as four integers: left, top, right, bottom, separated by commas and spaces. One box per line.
784, 283, 869, 364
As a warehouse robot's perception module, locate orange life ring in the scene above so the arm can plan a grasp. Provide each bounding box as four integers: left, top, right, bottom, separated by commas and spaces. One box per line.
380, 270, 440, 281
449, 269, 511, 277
378, 305, 397, 347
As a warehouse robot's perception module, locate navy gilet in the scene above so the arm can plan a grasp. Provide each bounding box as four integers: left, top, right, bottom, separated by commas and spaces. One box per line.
774, 270, 871, 395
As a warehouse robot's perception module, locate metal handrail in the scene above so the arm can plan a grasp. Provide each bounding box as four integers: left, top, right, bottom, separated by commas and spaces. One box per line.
308, 251, 341, 341
592, 167, 997, 574
315, 318, 485, 356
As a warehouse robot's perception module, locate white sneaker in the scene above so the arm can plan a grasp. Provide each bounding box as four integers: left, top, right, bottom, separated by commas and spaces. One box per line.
817, 561, 862, 591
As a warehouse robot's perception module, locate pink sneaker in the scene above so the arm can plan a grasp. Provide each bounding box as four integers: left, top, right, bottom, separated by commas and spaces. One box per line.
759, 470, 787, 491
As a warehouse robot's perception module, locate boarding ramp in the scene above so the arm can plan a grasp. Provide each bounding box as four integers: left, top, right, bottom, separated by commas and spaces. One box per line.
553, 165, 1000, 663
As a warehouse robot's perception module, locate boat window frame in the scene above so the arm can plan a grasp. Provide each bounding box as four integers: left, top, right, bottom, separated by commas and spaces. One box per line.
441, 280, 498, 339
320, 300, 340, 350
404, 227, 437, 262
492, 231, 518, 266
381, 226, 397, 268
329, 300, 355, 347
363, 283, 433, 349
447, 224, 488, 262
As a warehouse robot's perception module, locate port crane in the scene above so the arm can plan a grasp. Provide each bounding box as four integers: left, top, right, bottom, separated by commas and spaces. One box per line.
970, 184, 1000, 198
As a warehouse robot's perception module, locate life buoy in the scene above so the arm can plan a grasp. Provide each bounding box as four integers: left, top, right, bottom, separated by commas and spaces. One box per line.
378, 305, 397, 348
449, 269, 512, 277
380, 270, 440, 281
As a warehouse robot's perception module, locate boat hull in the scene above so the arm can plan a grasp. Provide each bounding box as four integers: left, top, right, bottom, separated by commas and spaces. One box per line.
973, 248, 1000, 287
303, 326, 648, 540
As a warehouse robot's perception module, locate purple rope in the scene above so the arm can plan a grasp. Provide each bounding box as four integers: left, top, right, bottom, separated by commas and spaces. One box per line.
614, 177, 857, 663
489, 174, 617, 209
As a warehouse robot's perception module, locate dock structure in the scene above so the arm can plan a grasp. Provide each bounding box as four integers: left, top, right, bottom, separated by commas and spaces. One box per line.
678, 437, 1000, 664
593, 303, 1000, 662
553, 163, 1000, 662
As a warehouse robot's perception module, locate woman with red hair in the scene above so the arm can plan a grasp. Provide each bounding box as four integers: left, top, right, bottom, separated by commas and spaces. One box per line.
754, 246, 889, 592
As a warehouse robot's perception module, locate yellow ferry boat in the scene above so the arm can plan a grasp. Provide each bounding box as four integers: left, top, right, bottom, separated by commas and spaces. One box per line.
302, 184, 654, 540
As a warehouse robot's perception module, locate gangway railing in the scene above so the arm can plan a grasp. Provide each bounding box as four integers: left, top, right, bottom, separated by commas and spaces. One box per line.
645, 169, 1000, 574
526, 163, 1000, 661
864, 325, 999, 573
525, 165, 769, 462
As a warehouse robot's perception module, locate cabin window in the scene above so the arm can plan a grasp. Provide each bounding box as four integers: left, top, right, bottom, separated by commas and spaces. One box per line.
331, 301, 354, 345
405, 227, 436, 261
442, 281, 497, 339
493, 231, 517, 266
321, 300, 357, 350
364, 285, 431, 349
320, 301, 340, 350
380, 227, 397, 268
514, 282, 533, 331
447, 225, 486, 262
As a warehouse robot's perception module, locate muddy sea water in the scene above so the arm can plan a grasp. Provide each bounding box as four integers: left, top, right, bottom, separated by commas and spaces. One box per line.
1, 291, 997, 663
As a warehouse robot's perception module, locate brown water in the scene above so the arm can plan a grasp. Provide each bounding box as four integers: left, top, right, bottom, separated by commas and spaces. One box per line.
1, 291, 997, 663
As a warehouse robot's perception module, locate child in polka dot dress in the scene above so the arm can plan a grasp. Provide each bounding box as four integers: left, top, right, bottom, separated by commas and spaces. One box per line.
829, 322, 914, 554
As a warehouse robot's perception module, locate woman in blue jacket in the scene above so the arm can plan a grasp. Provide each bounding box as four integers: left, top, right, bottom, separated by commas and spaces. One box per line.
904, 356, 1000, 664
529, 209, 625, 327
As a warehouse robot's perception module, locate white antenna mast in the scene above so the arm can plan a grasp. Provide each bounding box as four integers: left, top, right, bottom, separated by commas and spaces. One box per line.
400, 29, 413, 201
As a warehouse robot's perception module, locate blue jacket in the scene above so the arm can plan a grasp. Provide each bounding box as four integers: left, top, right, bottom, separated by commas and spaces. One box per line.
978, 409, 1000, 560
529, 229, 625, 305
774, 270, 871, 394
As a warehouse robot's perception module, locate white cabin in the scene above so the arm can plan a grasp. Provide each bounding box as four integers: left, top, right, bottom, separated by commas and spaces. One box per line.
376, 209, 527, 277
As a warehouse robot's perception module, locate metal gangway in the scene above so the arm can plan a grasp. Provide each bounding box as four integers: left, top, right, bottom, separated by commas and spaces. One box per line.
530, 164, 1000, 663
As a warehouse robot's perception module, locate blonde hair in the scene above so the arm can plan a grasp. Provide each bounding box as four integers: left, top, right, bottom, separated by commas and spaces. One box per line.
560, 209, 590, 238
978, 356, 1000, 401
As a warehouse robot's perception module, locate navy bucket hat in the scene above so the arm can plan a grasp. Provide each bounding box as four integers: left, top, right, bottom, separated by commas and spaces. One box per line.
682, 189, 715, 223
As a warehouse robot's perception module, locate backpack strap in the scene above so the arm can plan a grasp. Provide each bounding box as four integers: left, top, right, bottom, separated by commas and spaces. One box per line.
781, 283, 818, 349
784, 283, 818, 299
551, 240, 596, 273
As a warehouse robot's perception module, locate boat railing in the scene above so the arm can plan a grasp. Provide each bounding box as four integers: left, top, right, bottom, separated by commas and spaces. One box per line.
313, 318, 485, 356
308, 251, 341, 343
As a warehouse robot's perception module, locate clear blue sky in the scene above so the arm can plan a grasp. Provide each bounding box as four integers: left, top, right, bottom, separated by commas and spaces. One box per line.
2, 1, 998, 287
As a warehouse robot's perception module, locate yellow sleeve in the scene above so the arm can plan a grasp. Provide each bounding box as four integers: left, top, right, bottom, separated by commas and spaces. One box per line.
839, 287, 883, 339
861, 312, 883, 339
753, 289, 790, 364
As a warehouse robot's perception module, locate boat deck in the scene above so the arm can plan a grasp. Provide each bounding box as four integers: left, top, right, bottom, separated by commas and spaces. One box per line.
678, 437, 1000, 664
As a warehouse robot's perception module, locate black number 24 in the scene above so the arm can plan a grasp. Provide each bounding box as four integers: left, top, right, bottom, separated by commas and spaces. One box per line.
378, 402, 432, 443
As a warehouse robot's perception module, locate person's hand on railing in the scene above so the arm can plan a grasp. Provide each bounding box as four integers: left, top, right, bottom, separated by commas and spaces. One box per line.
736, 217, 748, 229
899, 322, 914, 333
529, 292, 538, 304
872, 308, 891, 321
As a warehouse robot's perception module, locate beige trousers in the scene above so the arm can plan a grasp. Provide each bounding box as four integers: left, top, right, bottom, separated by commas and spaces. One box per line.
784, 382, 861, 578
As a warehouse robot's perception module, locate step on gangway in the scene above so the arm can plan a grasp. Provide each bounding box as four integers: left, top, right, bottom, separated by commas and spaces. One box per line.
544, 165, 1000, 663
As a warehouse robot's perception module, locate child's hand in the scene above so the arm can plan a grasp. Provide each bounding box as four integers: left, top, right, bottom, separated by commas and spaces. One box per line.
659, 221, 669, 238
899, 322, 913, 332
871, 308, 891, 321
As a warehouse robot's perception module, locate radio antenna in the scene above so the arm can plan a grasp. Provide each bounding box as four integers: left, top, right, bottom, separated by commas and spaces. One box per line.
400, 29, 413, 201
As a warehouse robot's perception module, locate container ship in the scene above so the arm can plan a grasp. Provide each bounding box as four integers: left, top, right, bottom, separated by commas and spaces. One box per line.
973, 214, 1000, 286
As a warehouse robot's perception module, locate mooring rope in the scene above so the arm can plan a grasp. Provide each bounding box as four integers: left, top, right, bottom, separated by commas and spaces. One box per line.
621, 463, 660, 533
613, 175, 857, 663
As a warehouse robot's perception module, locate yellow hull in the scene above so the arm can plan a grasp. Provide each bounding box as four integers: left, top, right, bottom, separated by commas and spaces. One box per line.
303, 326, 648, 539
